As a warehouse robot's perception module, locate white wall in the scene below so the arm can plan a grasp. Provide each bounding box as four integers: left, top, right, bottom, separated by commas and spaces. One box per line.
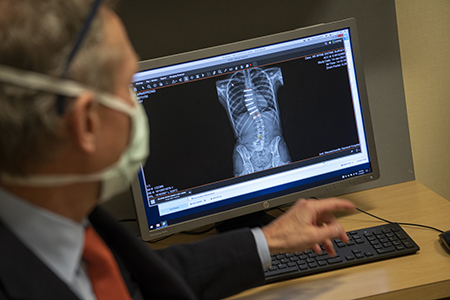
396, 0, 450, 200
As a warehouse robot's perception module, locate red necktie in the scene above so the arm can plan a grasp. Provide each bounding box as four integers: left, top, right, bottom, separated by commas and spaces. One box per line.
83, 227, 132, 300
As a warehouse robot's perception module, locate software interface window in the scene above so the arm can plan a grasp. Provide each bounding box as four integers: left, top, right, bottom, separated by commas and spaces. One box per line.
132, 28, 371, 231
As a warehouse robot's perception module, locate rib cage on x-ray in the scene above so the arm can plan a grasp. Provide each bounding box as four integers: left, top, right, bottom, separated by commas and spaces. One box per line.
216, 67, 291, 177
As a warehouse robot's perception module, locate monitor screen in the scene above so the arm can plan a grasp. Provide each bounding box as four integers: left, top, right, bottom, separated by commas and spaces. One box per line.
130, 18, 379, 240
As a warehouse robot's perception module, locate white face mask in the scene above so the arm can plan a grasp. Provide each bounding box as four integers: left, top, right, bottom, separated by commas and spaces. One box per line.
0, 65, 150, 202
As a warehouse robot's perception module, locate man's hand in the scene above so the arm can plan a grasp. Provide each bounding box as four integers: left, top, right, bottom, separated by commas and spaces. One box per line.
261, 198, 355, 256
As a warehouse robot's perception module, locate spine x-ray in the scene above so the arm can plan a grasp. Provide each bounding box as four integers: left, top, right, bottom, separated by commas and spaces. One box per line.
216, 67, 291, 177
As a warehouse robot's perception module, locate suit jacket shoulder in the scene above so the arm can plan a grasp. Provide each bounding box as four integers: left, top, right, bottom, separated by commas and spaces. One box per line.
0, 220, 80, 300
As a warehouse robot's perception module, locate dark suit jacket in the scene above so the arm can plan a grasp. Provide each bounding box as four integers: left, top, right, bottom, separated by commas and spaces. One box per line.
0, 206, 265, 300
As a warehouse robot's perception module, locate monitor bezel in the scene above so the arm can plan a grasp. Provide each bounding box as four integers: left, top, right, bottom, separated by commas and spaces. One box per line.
131, 18, 379, 241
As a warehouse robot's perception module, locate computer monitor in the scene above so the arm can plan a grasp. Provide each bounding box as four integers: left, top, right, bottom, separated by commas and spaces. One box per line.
130, 18, 379, 241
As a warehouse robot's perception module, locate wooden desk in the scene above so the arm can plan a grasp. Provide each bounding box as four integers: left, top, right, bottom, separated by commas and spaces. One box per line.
227, 181, 450, 300
151, 181, 450, 300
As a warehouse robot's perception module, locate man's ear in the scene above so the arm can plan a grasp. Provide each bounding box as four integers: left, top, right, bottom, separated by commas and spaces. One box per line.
67, 92, 99, 153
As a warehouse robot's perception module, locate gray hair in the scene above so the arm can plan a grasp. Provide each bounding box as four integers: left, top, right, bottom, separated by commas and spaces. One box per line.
0, 0, 121, 175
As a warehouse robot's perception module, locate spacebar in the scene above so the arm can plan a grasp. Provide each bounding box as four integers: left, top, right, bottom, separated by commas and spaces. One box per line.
265, 266, 298, 277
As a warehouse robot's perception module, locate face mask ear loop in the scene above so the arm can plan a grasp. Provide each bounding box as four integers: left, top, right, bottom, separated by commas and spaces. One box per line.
57, 0, 104, 115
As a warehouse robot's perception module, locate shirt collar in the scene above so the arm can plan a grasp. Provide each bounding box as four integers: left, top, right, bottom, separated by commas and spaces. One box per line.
0, 187, 85, 285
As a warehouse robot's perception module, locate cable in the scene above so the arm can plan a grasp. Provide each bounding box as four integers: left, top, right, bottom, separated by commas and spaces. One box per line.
355, 207, 392, 223
394, 222, 444, 233
277, 207, 287, 214
355, 207, 444, 233
272, 202, 444, 234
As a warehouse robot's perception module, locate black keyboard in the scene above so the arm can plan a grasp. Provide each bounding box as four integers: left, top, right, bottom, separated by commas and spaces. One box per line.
264, 223, 420, 283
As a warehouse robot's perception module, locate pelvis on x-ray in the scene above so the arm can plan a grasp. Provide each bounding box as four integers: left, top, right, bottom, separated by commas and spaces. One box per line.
216, 67, 291, 177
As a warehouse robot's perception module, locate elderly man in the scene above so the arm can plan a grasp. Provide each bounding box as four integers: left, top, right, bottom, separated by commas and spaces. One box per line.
0, 0, 355, 299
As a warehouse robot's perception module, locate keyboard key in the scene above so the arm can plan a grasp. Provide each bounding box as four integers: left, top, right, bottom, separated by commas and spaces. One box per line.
403, 241, 415, 248
298, 264, 308, 270
327, 257, 343, 264
396, 233, 407, 240
376, 247, 395, 254
316, 255, 331, 261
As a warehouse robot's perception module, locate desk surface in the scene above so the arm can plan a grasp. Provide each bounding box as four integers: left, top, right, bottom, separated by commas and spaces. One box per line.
151, 181, 450, 300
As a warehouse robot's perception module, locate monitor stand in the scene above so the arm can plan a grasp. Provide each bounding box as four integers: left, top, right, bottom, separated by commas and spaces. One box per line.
216, 211, 276, 233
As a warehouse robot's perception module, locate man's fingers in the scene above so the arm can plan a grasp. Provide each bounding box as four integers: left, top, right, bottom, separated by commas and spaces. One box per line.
311, 243, 322, 254
328, 219, 349, 242
316, 223, 346, 243
264, 197, 353, 254
321, 239, 336, 256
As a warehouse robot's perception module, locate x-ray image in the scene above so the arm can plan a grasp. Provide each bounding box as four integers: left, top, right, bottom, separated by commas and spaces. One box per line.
216, 67, 291, 177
